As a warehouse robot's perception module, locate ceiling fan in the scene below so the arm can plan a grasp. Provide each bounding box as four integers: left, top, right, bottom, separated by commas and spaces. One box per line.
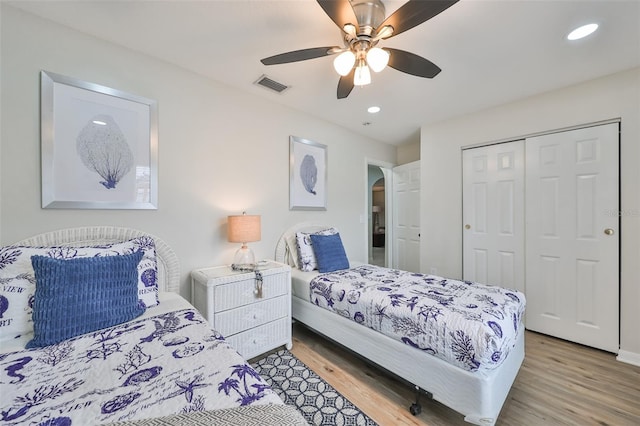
260, 0, 459, 99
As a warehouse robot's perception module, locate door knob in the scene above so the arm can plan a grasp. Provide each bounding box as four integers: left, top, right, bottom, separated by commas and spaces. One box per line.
465, 224, 471, 230
604, 228, 614, 236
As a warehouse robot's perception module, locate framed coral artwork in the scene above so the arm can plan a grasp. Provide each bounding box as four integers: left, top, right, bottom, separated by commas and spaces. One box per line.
40, 71, 158, 209
289, 135, 327, 210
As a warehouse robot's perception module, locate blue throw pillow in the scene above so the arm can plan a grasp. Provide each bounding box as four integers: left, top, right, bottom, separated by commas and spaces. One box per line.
27, 250, 145, 348
310, 233, 349, 273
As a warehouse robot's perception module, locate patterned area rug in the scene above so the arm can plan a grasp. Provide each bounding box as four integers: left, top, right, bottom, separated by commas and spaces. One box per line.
251, 349, 378, 426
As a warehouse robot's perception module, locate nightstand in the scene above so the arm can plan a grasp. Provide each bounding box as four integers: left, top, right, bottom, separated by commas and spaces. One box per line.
190, 261, 292, 360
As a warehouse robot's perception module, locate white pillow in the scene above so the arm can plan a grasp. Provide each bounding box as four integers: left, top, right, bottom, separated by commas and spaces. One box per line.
284, 233, 300, 269
0, 237, 158, 345
296, 228, 338, 272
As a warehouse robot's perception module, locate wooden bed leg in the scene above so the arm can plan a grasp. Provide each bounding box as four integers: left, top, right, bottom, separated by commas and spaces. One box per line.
409, 385, 422, 416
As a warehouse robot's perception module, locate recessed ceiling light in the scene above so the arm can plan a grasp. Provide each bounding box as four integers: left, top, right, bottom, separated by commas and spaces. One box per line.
367, 106, 381, 113
567, 23, 599, 41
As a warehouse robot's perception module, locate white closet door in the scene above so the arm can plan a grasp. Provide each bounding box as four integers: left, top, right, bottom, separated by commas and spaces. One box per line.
393, 161, 420, 273
462, 141, 525, 293
525, 123, 619, 352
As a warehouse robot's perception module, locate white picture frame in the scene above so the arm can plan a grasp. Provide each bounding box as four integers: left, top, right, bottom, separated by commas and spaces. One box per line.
289, 136, 327, 211
40, 71, 158, 209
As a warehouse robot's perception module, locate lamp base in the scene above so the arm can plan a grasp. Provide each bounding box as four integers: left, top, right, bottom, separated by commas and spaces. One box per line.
231, 244, 256, 271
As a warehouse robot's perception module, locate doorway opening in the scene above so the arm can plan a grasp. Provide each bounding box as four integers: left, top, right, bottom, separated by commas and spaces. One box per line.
371, 177, 385, 266
367, 163, 390, 266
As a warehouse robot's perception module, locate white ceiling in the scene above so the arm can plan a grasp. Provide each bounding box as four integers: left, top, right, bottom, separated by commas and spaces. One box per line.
9, 0, 640, 146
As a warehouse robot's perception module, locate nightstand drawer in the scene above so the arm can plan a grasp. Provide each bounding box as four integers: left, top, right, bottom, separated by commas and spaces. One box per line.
215, 295, 288, 337
225, 317, 289, 360
214, 273, 289, 311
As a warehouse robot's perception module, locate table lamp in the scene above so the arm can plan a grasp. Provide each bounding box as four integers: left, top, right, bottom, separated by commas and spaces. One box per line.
228, 212, 261, 269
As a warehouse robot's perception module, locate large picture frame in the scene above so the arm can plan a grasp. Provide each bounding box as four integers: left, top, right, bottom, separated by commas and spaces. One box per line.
41, 71, 158, 209
289, 136, 327, 211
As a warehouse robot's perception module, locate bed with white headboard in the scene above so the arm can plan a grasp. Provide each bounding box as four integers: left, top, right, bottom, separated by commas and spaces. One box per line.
0, 226, 306, 425
275, 223, 525, 426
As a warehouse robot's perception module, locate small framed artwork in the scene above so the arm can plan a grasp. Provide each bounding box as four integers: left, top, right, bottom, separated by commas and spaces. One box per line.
40, 71, 158, 209
289, 135, 327, 210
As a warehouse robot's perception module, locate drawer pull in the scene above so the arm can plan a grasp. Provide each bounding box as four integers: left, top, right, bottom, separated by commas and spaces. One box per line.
254, 270, 263, 298
242, 311, 264, 323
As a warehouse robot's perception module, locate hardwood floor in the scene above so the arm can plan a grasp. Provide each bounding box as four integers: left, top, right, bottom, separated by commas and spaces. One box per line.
290, 322, 640, 426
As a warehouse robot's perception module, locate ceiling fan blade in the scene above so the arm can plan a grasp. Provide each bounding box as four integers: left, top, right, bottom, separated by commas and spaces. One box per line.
386, 48, 441, 78
261, 47, 342, 65
337, 69, 355, 99
317, 0, 359, 34
377, 0, 458, 39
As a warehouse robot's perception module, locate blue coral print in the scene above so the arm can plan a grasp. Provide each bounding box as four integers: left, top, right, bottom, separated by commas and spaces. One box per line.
0, 248, 21, 270
76, 115, 133, 189
299, 154, 318, 195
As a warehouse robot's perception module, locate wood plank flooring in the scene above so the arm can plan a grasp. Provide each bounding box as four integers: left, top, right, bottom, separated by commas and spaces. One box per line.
289, 323, 640, 426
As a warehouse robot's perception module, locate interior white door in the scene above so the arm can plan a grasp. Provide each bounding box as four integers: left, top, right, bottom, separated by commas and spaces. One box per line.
392, 161, 420, 272
525, 123, 619, 352
462, 141, 525, 293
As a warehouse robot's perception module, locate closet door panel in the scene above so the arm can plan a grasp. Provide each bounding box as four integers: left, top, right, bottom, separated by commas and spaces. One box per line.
525, 123, 619, 352
462, 140, 525, 292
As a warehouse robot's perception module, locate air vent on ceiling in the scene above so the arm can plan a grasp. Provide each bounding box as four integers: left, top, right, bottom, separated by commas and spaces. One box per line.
254, 75, 290, 94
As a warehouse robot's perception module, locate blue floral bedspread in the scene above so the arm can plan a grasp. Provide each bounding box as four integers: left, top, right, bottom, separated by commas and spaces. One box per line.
310, 265, 526, 372
0, 309, 282, 425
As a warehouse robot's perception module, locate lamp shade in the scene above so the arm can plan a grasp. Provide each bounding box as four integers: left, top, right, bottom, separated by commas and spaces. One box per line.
354, 62, 371, 86
372, 205, 381, 213
366, 47, 389, 73
333, 51, 356, 76
228, 214, 261, 243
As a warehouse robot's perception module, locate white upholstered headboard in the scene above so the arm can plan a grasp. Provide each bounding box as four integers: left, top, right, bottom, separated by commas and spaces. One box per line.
15, 226, 180, 293
274, 223, 333, 268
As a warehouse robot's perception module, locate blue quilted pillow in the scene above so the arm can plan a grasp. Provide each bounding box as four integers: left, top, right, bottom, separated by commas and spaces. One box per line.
310, 233, 349, 273
26, 250, 145, 348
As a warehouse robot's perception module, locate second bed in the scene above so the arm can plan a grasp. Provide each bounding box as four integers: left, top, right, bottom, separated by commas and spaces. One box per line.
275, 223, 526, 426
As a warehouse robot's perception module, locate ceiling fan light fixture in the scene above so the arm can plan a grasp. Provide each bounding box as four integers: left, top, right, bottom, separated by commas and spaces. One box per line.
343, 23, 357, 37
354, 61, 371, 86
260, 0, 458, 99
366, 47, 389, 72
375, 25, 394, 40
333, 51, 356, 76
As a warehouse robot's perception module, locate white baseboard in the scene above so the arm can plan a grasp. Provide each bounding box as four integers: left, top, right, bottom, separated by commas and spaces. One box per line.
616, 350, 640, 367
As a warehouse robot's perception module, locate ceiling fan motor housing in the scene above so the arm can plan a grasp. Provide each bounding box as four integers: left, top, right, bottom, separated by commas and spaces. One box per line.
351, 0, 386, 36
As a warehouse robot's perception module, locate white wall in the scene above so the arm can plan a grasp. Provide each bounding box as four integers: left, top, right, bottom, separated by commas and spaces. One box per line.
396, 141, 420, 165
420, 67, 640, 358
0, 6, 396, 297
